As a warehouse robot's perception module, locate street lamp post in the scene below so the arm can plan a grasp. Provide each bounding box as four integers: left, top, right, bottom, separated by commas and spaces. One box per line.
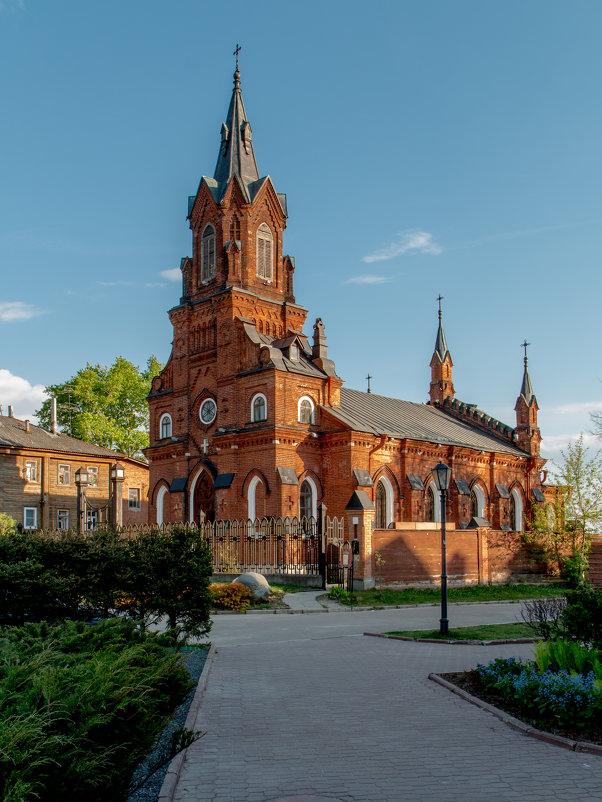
433, 462, 452, 636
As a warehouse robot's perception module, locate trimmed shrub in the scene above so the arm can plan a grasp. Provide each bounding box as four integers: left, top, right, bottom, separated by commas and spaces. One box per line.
209, 582, 253, 611
0, 525, 212, 642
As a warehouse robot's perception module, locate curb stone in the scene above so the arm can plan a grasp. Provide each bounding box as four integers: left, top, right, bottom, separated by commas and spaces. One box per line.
428, 672, 602, 756
364, 632, 540, 645
157, 644, 216, 802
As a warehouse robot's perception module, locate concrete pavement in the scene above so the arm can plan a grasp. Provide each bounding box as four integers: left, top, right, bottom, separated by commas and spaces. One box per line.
173, 603, 602, 801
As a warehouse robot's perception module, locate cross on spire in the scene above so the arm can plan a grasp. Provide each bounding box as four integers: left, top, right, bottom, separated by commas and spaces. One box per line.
233, 43, 241, 71
521, 339, 530, 363
366, 374, 372, 393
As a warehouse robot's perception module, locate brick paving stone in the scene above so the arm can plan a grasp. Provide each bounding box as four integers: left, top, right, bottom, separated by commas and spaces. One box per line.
173, 604, 602, 801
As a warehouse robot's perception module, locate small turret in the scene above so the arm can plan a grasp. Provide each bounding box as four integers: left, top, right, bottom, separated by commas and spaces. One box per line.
429, 296, 454, 405
312, 318, 337, 377
514, 340, 540, 456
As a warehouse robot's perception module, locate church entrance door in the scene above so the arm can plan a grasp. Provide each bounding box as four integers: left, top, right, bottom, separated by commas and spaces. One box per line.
194, 471, 215, 523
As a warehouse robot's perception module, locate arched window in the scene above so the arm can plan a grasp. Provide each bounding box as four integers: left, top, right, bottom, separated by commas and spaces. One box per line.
298, 396, 315, 424
156, 485, 168, 525
201, 224, 216, 283
375, 482, 387, 528
471, 484, 486, 518
511, 487, 524, 531
375, 476, 394, 528
426, 481, 441, 523
160, 414, 172, 439
299, 477, 317, 521
256, 223, 273, 281
247, 475, 262, 522
251, 393, 267, 422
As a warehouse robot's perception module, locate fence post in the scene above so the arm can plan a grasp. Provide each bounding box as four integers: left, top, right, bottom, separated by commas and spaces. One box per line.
318, 502, 327, 589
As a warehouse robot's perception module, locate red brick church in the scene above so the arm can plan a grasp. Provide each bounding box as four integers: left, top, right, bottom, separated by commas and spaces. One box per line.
145, 65, 546, 561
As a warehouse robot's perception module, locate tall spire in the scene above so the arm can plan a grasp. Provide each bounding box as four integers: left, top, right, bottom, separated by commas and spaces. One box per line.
520, 339, 534, 405
434, 294, 449, 361
213, 48, 260, 189
429, 295, 454, 405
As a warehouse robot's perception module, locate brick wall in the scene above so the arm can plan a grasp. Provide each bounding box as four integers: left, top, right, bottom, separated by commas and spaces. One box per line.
369, 526, 545, 586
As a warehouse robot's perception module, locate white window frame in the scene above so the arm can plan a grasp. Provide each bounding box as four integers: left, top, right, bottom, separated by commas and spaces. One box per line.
25, 460, 38, 482
511, 487, 524, 532
128, 487, 141, 511
58, 464, 71, 486
247, 475, 263, 522
160, 413, 172, 439
298, 395, 315, 424
156, 485, 168, 525
472, 484, 486, 518
87, 466, 99, 487
57, 509, 69, 530
23, 506, 37, 529
256, 223, 273, 281
201, 224, 216, 283
251, 393, 267, 422
86, 510, 98, 531
376, 475, 395, 528
299, 476, 318, 521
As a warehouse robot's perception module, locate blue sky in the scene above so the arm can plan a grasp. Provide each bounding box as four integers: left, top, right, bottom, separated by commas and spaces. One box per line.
0, 0, 601, 466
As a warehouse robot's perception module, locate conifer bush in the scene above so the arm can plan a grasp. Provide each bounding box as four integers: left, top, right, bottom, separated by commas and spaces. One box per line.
0, 618, 192, 801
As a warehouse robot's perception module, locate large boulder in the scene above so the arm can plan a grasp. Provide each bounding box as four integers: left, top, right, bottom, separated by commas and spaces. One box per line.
232, 572, 271, 601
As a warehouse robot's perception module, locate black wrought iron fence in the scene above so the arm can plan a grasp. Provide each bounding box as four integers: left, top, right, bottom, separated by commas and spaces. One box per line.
201, 516, 321, 575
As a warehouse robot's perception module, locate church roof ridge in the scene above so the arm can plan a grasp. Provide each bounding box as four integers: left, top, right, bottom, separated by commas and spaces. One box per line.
322, 387, 526, 457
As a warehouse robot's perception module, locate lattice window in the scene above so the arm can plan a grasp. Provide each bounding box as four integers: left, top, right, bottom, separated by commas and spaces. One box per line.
256, 223, 273, 281
201, 224, 216, 282
300, 480, 313, 520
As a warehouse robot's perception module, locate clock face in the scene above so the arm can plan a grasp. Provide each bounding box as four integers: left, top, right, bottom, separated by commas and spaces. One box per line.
199, 398, 217, 425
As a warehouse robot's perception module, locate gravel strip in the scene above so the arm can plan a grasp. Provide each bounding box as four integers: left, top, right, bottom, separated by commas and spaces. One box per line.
127, 648, 209, 802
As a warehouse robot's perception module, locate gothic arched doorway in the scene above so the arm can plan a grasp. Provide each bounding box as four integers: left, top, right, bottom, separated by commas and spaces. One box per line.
194, 471, 215, 523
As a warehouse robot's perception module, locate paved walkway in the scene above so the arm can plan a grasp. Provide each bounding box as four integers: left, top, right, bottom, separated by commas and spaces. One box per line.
280, 590, 327, 611
174, 604, 602, 801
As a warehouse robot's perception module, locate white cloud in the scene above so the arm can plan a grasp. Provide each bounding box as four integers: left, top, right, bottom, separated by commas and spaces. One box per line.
345, 274, 389, 285
0, 370, 46, 420
541, 432, 599, 455
96, 280, 134, 287
549, 401, 602, 415
363, 229, 442, 263
160, 268, 181, 282
0, 302, 42, 322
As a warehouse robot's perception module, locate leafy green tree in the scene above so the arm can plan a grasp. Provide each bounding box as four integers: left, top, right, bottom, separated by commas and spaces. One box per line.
35, 356, 162, 458
552, 435, 602, 546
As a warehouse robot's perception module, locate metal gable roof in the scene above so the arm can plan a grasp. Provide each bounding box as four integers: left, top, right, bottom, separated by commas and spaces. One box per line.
0, 415, 141, 462
322, 388, 527, 458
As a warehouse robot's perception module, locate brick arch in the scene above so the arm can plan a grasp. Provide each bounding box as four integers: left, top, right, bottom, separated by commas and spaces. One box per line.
297, 469, 323, 501
242, 469, 270, 522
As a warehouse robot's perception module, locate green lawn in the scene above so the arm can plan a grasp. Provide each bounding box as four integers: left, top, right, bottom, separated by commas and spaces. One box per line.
384, 622, 536, 641
334, 583, 566, 606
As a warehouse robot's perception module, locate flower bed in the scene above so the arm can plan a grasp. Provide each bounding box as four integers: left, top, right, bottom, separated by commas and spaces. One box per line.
442, 657, 602, 745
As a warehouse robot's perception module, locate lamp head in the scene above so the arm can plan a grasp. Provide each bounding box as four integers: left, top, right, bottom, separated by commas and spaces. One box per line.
433, 462, 452, 492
